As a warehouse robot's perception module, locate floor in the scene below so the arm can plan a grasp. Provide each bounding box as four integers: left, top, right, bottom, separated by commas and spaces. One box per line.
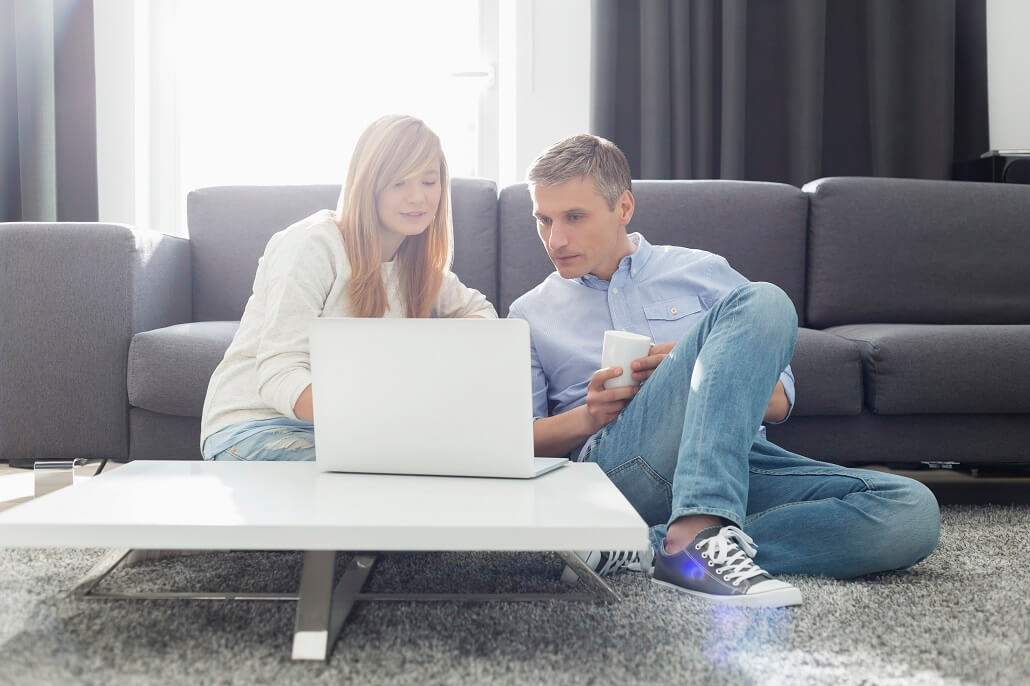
1, 459, 1027, 515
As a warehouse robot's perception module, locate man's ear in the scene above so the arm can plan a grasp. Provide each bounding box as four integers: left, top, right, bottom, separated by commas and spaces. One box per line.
618, 190, 636, 226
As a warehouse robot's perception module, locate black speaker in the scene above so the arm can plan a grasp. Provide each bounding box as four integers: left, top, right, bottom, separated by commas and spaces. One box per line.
954, 151, 1030, 184
1002, 156, 1030, 184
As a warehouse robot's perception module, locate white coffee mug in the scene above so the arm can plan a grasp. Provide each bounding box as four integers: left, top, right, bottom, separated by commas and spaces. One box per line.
601, 330, 654, 389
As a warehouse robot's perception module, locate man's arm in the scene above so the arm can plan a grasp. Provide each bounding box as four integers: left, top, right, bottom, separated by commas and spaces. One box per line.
535, 342, 790, 456
533, 343, 671, 457
764, 380, 789, 423
533, 405, 595, 458
533, 367, 639, 457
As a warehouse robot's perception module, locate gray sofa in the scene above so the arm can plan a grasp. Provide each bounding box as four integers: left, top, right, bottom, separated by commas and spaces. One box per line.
2, 177, 1028, 467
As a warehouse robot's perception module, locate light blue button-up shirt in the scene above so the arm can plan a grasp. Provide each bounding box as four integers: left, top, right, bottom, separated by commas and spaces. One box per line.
507, 233, 795, 458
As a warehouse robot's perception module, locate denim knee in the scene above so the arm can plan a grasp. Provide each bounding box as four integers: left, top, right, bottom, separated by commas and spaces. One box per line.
904, 480, 942, 564
878, 478, 941, 571
732, 282, 798, 335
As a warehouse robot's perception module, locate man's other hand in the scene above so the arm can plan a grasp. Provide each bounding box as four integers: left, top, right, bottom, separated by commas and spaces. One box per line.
630, 342, 676, 382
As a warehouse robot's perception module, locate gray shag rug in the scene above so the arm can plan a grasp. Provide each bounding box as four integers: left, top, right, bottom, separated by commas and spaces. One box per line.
0, 504, 1027, 686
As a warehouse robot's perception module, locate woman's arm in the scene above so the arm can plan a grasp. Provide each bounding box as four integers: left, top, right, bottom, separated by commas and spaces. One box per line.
253, 225, 338, 420
433, 271, 498, 318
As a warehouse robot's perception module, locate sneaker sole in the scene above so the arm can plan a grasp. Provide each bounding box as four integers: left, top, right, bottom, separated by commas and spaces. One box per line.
651, 578, 802, 608
559, 565, 582, 586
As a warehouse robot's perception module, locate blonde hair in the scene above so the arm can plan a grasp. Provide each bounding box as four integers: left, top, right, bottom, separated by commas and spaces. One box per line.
336, 115, 452, 318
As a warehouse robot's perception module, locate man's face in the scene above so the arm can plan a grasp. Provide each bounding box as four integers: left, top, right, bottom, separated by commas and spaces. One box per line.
532, 175, 634, 280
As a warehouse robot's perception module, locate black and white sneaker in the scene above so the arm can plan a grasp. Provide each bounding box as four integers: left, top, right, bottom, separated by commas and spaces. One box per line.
560, 547, 655, 585
651, 525, 801, 607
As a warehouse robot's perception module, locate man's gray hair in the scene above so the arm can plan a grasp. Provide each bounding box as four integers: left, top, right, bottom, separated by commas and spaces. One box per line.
526, 134, 632, 210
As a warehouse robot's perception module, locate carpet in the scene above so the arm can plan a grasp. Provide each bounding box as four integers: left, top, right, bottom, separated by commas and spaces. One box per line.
0, 504, 1027, 685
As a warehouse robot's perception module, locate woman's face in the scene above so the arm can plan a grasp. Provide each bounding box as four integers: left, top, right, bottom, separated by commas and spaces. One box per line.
376, 159, 443, 248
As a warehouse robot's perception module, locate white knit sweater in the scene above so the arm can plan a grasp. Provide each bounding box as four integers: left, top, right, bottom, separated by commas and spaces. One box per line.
200, 210, 497, 448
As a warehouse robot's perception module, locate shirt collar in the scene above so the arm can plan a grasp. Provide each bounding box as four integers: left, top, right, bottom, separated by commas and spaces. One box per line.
578, 232, 653, 287
625, 232, 652, 277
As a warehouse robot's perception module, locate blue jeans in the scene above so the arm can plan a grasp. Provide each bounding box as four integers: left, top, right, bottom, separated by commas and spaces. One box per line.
210, 426, 316, 461
584, 282, 940, 579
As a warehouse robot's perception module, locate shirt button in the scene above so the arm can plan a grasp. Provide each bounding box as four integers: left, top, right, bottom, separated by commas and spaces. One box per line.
670, 306, 678, 315
611, 287, 619, 294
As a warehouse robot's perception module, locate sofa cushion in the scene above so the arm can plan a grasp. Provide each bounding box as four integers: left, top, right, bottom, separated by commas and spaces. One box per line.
128, 322, 238, 417
188, 178, 499, 322
805, 177, 1030, 328
788, 328, 863, 417
825, 324, 1030, 415
499, 180, 807, 318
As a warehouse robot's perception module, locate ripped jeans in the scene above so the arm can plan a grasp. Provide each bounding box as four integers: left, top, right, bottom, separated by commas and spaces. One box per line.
209, 425, 316, 461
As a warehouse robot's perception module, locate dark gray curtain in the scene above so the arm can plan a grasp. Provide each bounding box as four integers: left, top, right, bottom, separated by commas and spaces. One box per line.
592, 0, 988, 185
0, 0, 98, 222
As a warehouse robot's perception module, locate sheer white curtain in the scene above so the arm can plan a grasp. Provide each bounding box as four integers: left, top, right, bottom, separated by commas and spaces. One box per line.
176, 0, 485, 190
95, 0, 489, 235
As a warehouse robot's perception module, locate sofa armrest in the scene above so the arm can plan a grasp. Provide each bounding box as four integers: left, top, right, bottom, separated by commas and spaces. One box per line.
0, 223, 191, 461
131, 227, 192, 334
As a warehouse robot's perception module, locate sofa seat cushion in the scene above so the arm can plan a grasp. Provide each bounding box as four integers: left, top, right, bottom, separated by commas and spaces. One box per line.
788, 328, 863, 417
128, 321, 239, 417
825, 324, 1030, 415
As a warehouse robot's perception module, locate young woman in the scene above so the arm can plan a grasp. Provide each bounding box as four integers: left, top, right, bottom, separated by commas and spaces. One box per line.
200, 115, 497, 461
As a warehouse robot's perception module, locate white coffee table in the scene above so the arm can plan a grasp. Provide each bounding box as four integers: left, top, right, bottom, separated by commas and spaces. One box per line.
0, 460, 648, 660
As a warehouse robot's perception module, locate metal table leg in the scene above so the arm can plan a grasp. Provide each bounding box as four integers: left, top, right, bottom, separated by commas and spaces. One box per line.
557, 551, 621, 603
70, 548, 133, 597
291, 551, 378, 661
71, 548, 620, 661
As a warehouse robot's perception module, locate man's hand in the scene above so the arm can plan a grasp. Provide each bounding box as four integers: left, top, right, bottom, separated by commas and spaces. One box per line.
584, 367, 641, 433
630, 342, 676, 382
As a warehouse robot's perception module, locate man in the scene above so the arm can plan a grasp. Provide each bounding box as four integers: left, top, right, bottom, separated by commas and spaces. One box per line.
507, 134, 940, 607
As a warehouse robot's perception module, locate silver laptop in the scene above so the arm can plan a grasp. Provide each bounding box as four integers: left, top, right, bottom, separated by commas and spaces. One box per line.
309, 318, 568, 478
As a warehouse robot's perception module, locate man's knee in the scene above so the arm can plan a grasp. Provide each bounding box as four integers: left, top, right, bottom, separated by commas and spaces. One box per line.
728, 282, 798, 344
904, 480, 941, 563
742, 282, 797, 323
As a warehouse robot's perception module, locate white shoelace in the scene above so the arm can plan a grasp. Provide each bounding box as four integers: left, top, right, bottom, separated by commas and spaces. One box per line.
697, 526, 768, 586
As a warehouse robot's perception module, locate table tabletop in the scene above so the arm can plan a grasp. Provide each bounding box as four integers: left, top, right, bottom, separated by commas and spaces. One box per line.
0, 460, 648, 552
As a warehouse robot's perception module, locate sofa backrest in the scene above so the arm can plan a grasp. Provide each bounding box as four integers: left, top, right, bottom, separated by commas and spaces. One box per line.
187, 178, 499, 322
498, 180, 809, 319
804, 177, 1030, 328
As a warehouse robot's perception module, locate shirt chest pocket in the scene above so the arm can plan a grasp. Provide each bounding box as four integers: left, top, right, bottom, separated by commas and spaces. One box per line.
643, 296, 705, 343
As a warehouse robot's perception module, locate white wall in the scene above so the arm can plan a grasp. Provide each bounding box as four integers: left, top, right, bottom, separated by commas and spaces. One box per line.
986, 0, 1030, 150
492, 0, 592, 187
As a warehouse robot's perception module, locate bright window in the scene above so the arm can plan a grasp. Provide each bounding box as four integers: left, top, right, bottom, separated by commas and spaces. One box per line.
175, 0, 487, 192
